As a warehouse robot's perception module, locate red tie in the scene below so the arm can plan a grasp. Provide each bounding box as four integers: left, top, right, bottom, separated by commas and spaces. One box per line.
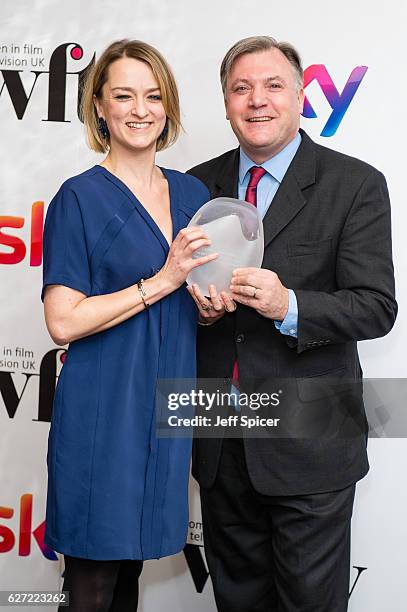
232, 166, 266, 384
245, 166, 267, 206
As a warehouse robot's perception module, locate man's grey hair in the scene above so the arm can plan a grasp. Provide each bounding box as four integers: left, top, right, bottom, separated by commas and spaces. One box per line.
220, 36, 303, 96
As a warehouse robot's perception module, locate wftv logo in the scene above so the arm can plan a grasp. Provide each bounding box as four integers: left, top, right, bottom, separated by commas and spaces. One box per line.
0, 41, 366, 134
0, 42, 94, 122
0, 348, 64, 422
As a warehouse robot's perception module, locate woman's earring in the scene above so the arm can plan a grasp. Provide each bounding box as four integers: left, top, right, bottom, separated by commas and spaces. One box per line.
98, 117, 109, 139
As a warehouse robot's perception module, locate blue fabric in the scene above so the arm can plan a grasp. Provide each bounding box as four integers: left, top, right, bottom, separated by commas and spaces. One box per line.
238, 134, 301, 336
42, 165, 209, 560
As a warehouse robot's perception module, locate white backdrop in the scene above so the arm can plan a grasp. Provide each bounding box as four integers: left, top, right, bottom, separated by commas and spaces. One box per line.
1, 0, 406, 610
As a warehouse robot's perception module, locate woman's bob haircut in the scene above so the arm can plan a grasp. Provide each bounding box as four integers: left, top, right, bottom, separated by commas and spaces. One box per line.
81, 39, 182, 153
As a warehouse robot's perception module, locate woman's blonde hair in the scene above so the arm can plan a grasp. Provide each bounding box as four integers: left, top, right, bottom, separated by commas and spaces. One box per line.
81, 39, 182, 153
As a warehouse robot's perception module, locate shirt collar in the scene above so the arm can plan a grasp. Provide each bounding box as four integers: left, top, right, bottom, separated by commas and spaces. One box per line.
239, 131, 302, 185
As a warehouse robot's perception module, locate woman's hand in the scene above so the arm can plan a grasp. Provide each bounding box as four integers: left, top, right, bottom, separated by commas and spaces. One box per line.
187, 283, 236, 325
158, 227, 218, 290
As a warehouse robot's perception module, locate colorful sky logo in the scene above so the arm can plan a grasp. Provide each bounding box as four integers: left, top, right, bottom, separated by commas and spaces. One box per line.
303, 65, 368, 136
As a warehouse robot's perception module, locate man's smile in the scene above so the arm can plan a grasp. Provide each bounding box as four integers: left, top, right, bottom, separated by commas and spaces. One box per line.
246, 116, 275, 123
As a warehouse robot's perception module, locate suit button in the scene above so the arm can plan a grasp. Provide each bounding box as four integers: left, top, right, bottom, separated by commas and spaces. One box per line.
236, 333, 245, 343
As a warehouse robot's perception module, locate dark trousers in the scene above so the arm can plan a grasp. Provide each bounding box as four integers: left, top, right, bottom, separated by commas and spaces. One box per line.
200, 438, 356, 612
59, 556, 143, 612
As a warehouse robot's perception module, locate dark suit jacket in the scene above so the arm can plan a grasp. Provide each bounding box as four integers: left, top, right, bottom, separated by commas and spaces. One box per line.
187, 129, 397, 496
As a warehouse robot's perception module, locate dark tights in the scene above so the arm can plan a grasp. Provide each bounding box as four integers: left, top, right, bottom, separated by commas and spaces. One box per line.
59, 555, 143, 612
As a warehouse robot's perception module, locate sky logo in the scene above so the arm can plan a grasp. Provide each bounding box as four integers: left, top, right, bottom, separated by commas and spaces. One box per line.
0, 201, 43, 266
303, 65, 368, 136
0, 494, 57, 560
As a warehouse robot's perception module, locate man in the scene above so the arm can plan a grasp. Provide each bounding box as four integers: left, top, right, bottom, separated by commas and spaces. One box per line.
187, 36, 397, 612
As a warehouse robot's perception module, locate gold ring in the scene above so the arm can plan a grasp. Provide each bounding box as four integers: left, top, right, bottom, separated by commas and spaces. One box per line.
253, 288, 258, 299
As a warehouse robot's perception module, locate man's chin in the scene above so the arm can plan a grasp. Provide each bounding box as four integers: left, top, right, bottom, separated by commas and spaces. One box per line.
240, 133, 279, 150
239, 138, 281, 162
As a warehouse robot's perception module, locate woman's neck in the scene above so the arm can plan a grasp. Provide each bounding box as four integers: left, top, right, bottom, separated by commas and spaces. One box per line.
101, 144, 160, 189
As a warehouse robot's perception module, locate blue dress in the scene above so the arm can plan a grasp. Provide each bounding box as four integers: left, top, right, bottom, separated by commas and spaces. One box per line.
42, 165, 209, 560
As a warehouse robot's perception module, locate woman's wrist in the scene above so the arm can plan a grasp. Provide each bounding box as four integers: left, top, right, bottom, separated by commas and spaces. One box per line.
137, 270, 177, 308
155, 267, 181, 294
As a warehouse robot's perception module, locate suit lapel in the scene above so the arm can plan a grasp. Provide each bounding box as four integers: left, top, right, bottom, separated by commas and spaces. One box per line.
263, 130, 316, 248
214, 148, 240, 198
262, 172, 306, 248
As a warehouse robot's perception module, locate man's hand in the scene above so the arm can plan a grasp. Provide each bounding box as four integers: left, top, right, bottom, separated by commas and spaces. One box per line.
230, 268, 289, 321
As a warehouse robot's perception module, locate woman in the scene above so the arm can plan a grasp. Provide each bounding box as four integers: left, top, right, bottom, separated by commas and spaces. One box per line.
42, 39, 217, 611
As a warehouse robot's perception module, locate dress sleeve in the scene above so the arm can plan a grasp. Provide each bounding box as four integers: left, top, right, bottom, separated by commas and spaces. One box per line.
41, 183, 91, 301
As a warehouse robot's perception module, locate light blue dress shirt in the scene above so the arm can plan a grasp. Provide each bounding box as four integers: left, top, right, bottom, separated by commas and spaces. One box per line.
238, 132, 301, 338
